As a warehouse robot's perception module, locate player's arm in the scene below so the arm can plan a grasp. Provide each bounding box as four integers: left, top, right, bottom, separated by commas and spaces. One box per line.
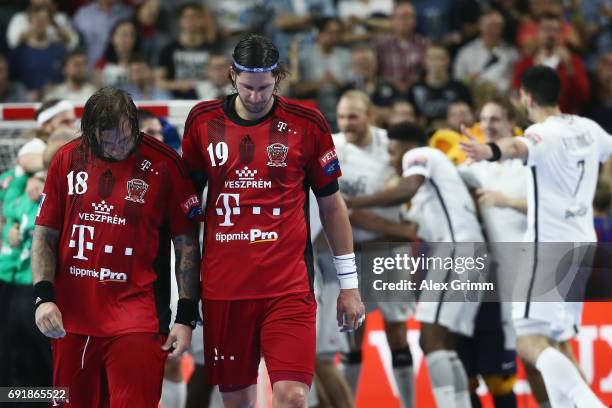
460, 125, 528, 161
345, 175, 425, 208
349, 209, 417, 241
316, 191, 365, 330
31, 225, 65, 339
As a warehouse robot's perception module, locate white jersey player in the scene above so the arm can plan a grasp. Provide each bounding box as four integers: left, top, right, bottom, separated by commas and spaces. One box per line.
461, 65, 608, 408
316, 91, 416, 408
346, 121, 483, 408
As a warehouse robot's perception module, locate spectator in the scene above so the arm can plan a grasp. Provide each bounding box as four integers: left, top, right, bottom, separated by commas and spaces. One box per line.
0, 54, 27, 103
195, 53, 233, 100
123, 55, 171, 100
95, 19, 141, 89
411, 0, 460, 43
10, 5, 67, 101
6, 0, 79, 51
407, 43, 473, 126
138, 109, 164, 142
205, 0, 267, 53
512, 12, 590, 114
585, 51, 612, 133
516, 0, 582, 54
374, 2, 427, 94
294, 17, 353, 128
73, 0, 134, 69
454, 10, 519, 93
343, 45, 400, 108
156, 3, 217, 99
446, 100, 476, 132
44, 50, 96, 102
266, 0, 336, 59
387, 99, 418, 126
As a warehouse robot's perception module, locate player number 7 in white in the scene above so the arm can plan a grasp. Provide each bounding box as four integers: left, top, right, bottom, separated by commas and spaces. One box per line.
67, 171, 88, 195
207, 142, 228, 167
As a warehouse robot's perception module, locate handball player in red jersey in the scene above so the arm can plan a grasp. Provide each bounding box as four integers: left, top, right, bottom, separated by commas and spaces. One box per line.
181, 34, 365, 407
32, 87, 202, 407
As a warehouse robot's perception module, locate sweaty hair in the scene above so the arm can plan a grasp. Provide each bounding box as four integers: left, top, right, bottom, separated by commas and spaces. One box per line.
81, 87, 140, 160
230, 34, 288, 87
387, 122, 427, 146
520, 66, 561, 107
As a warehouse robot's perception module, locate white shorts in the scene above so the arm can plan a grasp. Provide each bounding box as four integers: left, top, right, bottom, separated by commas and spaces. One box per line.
415, 244, 481, 337
512, 301, 582, 342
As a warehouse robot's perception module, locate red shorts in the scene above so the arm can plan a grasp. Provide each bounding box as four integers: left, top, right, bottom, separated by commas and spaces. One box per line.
51, 332, 167, 407
203, 291, 316, 391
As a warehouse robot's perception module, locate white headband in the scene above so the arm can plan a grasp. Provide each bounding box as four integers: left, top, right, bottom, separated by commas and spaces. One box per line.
37, 100, 75, 126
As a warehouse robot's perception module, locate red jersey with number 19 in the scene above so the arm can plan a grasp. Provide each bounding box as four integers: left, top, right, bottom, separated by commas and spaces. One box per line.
182, 95, 341, 300
36, 135, 201, 336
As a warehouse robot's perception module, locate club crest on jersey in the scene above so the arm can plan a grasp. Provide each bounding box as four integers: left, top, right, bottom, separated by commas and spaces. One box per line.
125, 178, 148, 203
266, 143, 288, 167
318, 148, 340, 176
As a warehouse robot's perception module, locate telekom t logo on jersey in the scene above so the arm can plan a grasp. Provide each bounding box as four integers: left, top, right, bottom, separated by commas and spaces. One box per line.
215, 193, 240, 226
69, 224, 95, 260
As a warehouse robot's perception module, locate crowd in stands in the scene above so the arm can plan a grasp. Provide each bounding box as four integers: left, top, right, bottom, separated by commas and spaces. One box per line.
0, 0, 609, 134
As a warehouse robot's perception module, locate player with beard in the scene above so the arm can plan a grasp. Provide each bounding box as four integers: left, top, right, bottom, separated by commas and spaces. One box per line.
33, 87, 202, 407
181, 35, 365, 407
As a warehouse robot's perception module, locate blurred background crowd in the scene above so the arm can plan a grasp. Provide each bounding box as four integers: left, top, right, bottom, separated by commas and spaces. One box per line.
0, 0, 610, 134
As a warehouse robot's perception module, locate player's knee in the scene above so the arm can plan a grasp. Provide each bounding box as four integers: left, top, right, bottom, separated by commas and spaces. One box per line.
483, 374, 517, 397
516, 335, 549, 364
274, 383, 308, 408
341, 350, 362, 365
220, 385, 256, 408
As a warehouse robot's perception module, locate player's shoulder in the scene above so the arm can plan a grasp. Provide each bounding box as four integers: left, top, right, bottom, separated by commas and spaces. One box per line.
275, 96, 330, 133
140, 133, 181, 162
184, 99, 224, 128
53, 137, 83, 160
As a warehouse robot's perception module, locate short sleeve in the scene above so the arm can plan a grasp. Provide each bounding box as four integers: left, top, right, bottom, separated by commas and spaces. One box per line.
181, 108, 208, 192
165, 158, 202, 237
402, 149, 432, 179
35, 153, 64, 231
305, 115, 342, 196
517, 124, 549, 167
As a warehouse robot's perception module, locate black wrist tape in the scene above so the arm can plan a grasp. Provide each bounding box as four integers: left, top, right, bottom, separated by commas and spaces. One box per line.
175, 298, 199, 329
487, 142, 502, 161
34, 281, 56, 310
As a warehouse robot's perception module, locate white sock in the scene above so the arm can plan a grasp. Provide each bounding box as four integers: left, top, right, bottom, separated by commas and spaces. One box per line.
448, 350, 471, 408
425, 350, 456, 407
535, 347, 605, 408
393, 366, 415, 408
161, 378, 187, 408
342, 362, 361, 396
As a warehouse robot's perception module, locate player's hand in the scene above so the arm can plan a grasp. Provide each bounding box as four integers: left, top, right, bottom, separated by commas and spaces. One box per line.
476, 189, 508, 208
337, 288, 365, 331
459, 124, 493, 162
35, 302, 66, 339
163, 323, 192, 359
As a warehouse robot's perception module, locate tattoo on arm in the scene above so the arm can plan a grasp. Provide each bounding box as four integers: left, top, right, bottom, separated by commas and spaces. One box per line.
32, 225, 60, 284
172, 228, 201, 300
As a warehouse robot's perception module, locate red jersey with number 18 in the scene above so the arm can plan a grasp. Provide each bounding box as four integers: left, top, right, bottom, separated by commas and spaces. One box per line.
36, 135, 201, 336
182, 95, 341, 300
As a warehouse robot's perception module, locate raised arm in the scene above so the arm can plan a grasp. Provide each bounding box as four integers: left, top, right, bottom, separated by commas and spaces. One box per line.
345, 175, 425, 209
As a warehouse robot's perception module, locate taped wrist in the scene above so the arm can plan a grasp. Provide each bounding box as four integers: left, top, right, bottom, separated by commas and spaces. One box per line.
333, 253, 358, 289
174, 298, 199, 329
34, 281, 56, 310
487, 142, 502, 161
